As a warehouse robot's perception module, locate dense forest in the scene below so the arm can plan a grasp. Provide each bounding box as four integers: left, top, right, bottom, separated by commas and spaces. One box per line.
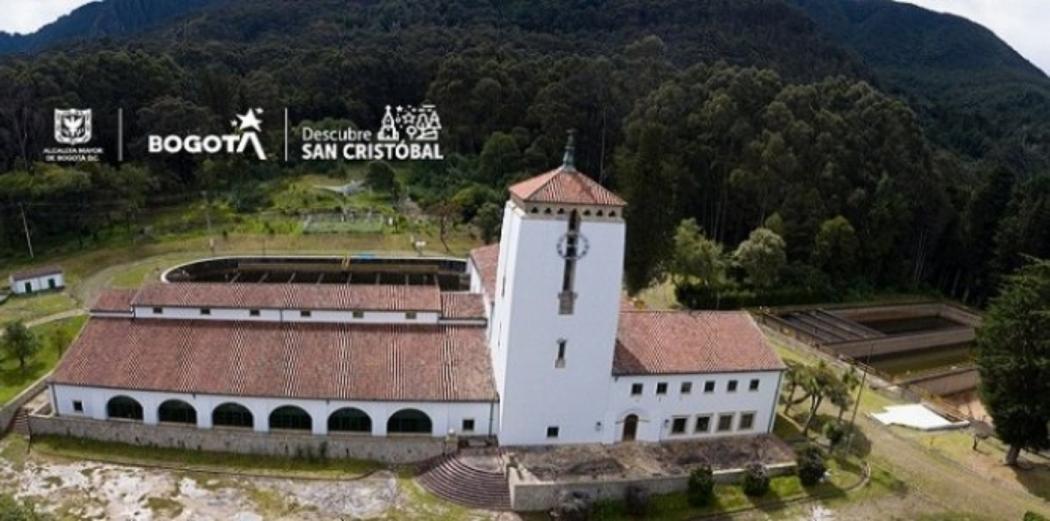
1, 0, 1049, 307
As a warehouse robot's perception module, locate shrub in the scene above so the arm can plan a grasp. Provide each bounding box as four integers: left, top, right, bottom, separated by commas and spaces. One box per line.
621, 487, 646, 514
823, 421, 846, 449
0, 494, 50, 520
797, 445, 827, 486
1024, 512, 1049, 521
742, 463, 770, 497
687, 464, 715, 506
624, 486, 650, 516
554, 491, 593, 521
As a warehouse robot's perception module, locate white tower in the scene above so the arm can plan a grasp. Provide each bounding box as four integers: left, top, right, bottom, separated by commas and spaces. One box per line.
490, 132, 627, 445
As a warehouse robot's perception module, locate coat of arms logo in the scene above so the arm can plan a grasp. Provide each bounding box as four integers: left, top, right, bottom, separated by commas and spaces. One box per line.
54, 108, 93, 145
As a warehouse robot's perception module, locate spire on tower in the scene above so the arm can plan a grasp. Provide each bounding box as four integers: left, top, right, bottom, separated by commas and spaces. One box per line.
562, 129, 576, 170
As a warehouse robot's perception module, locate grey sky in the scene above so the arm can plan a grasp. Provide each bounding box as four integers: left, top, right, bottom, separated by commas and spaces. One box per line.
3, 0, 1048, 76
2, 0, 95, 34
902, 0, 1050, 75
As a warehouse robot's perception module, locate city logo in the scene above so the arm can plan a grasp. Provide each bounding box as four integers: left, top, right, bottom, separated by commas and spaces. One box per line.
44, 108, 104, 162
54, 108, 92, 145
300, 104, 444, 161
148, 108, 268, 160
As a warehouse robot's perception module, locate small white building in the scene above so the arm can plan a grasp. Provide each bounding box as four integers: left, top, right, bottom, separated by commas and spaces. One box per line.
9, 265, 64, 295
47, 136, 784, 455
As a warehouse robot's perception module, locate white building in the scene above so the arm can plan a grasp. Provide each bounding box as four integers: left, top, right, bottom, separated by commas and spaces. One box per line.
48, 137, 784, 450
9, 265, 64, 295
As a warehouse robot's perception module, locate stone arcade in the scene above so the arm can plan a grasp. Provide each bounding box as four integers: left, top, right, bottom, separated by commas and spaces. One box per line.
43, 138, 784, 457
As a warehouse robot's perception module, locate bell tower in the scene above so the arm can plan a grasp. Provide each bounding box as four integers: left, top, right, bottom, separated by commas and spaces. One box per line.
489, 132, 626, 445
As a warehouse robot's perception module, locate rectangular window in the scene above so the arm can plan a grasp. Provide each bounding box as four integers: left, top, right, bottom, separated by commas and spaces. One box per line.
300, 310, 312, 318
406, 311, 417, 320
352, 310, 364, 318
727, 380, 738, 393
694, 415, 711, 433
200, 308, 211, 316
249, 309, 261, 317
546, 426, 560, 439
717, 413, 734, 432
555, 339, 567, 368
656, 382, 668, 395
631, 383, 643, 396
739, 412, 756, 431
671, 416, 688, 434
749, 379, 760, 391
703, 381, 715, 393
152, 307, 163, 314
72, 400, 83, 413
681, 382, 692, 394
462, 419, 475, 433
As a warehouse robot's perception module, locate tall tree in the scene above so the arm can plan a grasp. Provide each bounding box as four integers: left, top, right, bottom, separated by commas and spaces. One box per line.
733, 227, 786, 289
618, 122, 680, 294
670, 218, 726, 287
976, 258, 1050, 465
813, 215, 860, 285
1, 321, 39, 375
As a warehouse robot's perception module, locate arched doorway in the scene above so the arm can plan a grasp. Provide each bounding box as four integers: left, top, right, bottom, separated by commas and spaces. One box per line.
212, 402, 253, 428
269, 405, 312, 431
106, 396, 143, 421
328, 408, 372, 433
622, 414, 639, 442
158, 399, 197, 424
387, 409, 432, 434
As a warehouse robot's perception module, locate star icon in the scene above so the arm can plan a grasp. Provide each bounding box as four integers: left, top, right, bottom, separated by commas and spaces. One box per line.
234, 109, 263, 132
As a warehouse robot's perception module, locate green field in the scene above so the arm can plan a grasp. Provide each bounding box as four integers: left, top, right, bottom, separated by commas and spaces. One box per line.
0, 292, 79, 325
0, 315, 86, 404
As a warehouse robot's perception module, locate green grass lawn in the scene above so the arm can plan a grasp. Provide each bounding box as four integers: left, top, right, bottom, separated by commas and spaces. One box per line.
0, 315, 86, 404
0, 292, 79, 324
31, 435, 383, 479
517, 455, 863, 521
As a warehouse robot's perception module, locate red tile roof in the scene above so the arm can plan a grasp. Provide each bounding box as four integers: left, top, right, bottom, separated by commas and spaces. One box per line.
53, 318, 497, 402
508, 167, 626, 207
133, 282, 442, 312
9, 265, 62, 281
614, 311, 785, 375
469, 244, 500, 299
90, 289, 137, 313
441, 292, 486, 319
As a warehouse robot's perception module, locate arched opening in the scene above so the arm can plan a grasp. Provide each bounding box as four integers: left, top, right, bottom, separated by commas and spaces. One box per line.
106, 396, 143, 421
328, 408, 372, 433
158, 399, 197, 424
622, 414, 639, 442
387, 408, 432, 434
212, 402, 253, 428
269, 405, 312, 431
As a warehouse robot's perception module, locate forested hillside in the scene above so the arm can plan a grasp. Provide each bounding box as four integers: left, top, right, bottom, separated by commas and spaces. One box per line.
0, 0, 217, 54
792, 0, 1050, 174
0, 0, 1047, 307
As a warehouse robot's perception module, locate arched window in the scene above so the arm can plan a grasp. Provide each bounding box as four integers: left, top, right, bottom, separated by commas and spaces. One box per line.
328, 408, 372, 433
212, 402, 253, 428
387, 408, 432, 434
158, 399, 197, 424
269, 405, 312, 431
106, 396, 143, 421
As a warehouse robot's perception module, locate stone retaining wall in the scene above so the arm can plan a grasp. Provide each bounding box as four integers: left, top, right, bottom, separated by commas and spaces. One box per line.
28, 414, 447, 464
900, 366, 979, 396
829, 328, 975, 359
0, 373, 50, 431
508, 462, 796, 511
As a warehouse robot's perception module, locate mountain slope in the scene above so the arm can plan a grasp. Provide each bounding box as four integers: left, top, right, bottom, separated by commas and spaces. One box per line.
791, 0, 1050, 167
0, 0, 219, 54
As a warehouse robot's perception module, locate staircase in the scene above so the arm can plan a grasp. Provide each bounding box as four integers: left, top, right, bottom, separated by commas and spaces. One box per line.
9, 407, 30, 436
417, 451, 511, 510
